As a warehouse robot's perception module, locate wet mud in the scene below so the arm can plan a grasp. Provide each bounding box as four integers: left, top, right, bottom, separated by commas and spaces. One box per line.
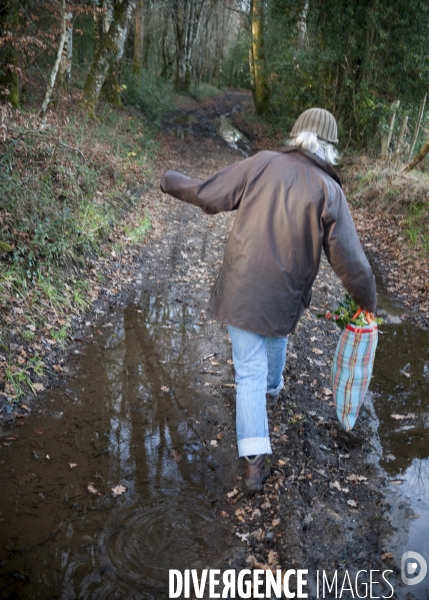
1, 89, 429, 598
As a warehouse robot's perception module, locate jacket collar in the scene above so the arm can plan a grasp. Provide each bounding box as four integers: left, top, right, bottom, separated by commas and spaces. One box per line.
279, 146, 342, 188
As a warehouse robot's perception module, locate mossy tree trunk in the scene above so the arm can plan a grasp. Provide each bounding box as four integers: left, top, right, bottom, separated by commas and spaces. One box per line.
250, 0, 269, 115
83, 0, 137, 114
0, 0, 19, 106
132, 0, 144, 74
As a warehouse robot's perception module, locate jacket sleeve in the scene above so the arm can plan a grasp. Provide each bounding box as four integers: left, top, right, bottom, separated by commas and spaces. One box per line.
322, 179, 377, 313
160, 155, 257, 214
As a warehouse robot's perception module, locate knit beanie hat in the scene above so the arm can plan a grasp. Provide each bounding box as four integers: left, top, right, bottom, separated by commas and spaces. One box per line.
290, 108, 338, 144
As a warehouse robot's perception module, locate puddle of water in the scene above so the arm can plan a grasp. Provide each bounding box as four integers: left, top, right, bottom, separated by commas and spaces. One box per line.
214, 115, 250, 156
370, 263, 429, 597
0, 292, 237, 599
167, 113, 198, 140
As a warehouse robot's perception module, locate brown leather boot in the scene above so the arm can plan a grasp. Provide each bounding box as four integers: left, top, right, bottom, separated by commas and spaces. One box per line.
243, 455, 270, 491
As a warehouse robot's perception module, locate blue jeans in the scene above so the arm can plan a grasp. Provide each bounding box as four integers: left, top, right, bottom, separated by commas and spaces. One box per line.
227, 326, 288, 457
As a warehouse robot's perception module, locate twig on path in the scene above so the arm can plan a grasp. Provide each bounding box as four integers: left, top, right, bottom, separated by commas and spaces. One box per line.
57, 140, 86, 161
192, 350, 224, 366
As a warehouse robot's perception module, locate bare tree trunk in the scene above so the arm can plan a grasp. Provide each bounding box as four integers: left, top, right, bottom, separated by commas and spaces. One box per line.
58, 11, 73, 87
93, 0, 103, 56
39, 0, 68, 117
250, 0, 269, 114
408, 93, 427, 160
83, 0, 137, 113
132, 0, 144, 73
142, 0, 152, 68
167, 0, 208, 91
160, 7, 173, 79
0, 1, 20, 106
296, 0, 309, 47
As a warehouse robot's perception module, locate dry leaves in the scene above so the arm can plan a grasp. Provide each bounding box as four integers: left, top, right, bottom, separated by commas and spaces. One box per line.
111, 484, 127, 498
87, 483, 102, 496
391, 413, 416, 420
170, 450, 182, 462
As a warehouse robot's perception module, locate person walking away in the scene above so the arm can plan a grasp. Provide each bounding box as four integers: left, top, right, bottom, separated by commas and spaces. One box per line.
160, 108, 376, 491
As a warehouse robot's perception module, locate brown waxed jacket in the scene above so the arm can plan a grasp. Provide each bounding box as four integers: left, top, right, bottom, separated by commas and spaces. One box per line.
160, 147, 376, 338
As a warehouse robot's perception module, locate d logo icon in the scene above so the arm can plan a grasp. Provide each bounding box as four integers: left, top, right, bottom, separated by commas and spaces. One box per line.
401, 551, 427, 586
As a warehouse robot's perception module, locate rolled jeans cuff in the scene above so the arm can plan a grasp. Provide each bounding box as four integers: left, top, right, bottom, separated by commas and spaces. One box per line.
267, 376, 284, 397
237, 437, 272, 458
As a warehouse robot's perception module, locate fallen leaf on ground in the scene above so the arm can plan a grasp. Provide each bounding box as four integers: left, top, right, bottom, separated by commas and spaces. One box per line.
236, 532, 250, 544
252, 528, 265, 541
331, 480, 349, 493
87, 483, 102, 495
391, 413, 416, 420
346, 473, 368, 482
170, 450, 182, 462
227, 488, 239, 498
312, 348, 324, 355
161, 386, 169, 392
268, 550, 280, 566
33, 383, 45, 392
111, 484, 127, 498
381, 552, 394, 560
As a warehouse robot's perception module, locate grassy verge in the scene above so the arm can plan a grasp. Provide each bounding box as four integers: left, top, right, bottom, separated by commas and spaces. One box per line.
344, 157, 429, 255
0, 99, 160, 402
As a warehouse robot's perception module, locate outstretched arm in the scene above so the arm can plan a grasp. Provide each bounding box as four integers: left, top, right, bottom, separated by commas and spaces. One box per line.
160, 155, 257, 214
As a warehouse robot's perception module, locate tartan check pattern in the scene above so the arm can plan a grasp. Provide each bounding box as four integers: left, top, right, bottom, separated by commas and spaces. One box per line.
331, 322, 378, 431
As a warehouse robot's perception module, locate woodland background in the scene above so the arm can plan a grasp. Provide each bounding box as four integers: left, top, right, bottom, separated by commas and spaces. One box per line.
2, 0, 429, 147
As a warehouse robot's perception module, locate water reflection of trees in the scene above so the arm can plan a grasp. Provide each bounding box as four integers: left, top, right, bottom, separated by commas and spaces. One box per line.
102, 293, 207, 494
372, 325, 429, 480
402, 457, 429, 498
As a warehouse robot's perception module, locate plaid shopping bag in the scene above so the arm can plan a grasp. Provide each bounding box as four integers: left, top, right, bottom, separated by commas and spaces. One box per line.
331, 310, 378, 431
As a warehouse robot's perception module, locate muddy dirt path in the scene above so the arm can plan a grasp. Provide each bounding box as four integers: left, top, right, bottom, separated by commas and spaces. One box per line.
1, 90, 428, 599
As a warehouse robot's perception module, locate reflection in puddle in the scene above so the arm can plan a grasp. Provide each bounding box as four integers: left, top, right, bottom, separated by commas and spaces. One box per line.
0, 292, 235, 599
371, 323, 429, 598
214, 115, 250, 156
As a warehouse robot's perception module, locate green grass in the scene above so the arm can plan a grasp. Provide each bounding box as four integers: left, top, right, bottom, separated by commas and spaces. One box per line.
124, 215, 152, 243
346, 159, 429, 259
0, 99, 160, 400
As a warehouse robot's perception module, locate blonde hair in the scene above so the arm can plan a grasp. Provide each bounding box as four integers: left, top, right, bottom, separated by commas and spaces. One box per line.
288, 130, 339, 165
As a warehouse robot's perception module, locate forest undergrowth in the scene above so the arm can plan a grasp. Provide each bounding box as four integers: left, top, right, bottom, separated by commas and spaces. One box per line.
0, 91, 162, 402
